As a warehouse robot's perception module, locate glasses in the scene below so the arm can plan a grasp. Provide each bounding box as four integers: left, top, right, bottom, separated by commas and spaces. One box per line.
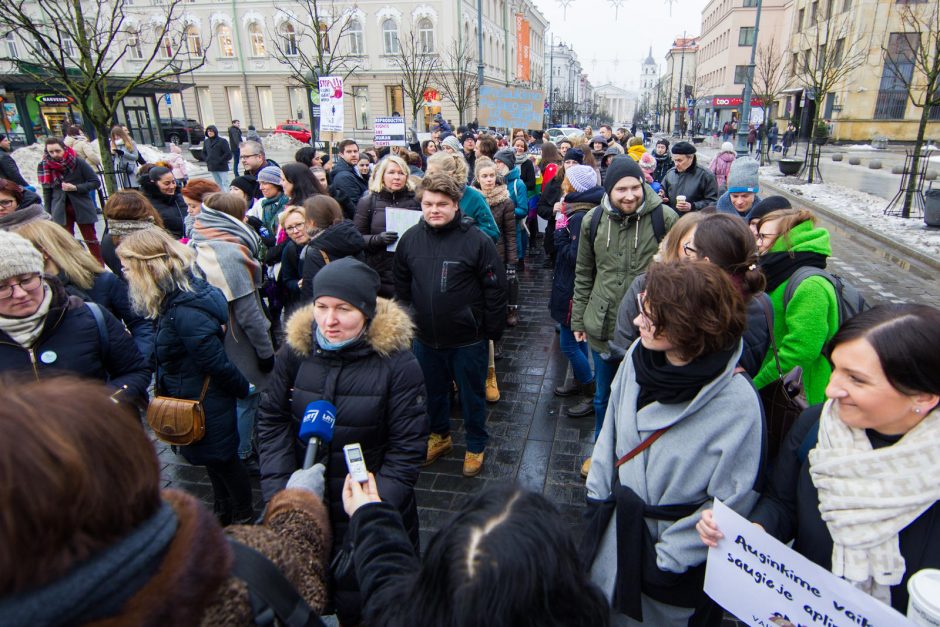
0, 274, 42, 299
0, 199, 16, 208
682, 242, 698, 257
756, 232, 778, 243
285, 223, 305, 233
636, 291, 653, 329
240, 154, 261, 161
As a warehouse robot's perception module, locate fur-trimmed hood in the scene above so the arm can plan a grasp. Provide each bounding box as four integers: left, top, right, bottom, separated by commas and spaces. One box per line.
285, 297, 414, 358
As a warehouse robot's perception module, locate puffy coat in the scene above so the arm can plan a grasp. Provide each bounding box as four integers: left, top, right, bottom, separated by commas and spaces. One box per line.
64, 134, 102, 169
457, 184, 500, 241
353, 188, 420, 298
203, 128, 233, 172
41, 157, 101, 225
394, 213, 508, 348
140, 179, 188, 239
0, 277, 150, 403
154, 278, 250, 465
299, 220, 366, 301
278, 239, 306, 317
329, 158, 368, 220
549, 187, 603, 325
661, 162, 720, 211
476, 186, 517, 265
0, 150, 29, 187
708, 151, 736, 190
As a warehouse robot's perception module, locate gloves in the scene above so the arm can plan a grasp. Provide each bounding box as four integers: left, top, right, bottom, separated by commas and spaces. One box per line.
370, 231, 398, 247
287, 463, 326, 498
258, 355, 275, 373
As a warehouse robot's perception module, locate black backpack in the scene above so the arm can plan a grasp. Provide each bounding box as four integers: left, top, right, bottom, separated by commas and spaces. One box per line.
587, 203, 667, 247
782, 267, 870, 326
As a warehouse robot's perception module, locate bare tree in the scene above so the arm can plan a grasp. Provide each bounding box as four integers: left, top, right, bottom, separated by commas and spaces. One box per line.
794, 12, 867, 182
267, 3, 360, 139
0, 0, 207, 192
435, 39, 478, 126
753, 37, 788, 164
881, 2, 940, 218
391, 29, 440, 130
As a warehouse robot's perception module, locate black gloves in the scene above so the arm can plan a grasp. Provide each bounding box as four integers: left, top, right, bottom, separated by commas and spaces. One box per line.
370, 231, 399, 247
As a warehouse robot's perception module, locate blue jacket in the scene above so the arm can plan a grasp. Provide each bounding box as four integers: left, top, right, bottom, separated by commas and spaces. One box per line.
154, 277, 249, 465
716, 191, 763, 221
457, 185, 500, 241
504, 167, 528, 219
549, 186, 604, 325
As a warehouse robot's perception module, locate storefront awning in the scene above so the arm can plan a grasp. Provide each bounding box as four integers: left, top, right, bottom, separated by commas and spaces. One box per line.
0, 69, 192, 95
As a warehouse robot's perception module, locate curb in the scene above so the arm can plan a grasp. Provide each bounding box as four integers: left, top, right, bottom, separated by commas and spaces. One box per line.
759, 178, 940, 272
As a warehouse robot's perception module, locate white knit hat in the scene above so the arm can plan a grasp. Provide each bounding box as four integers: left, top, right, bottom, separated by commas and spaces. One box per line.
0, 230, 45, 283
566, 165, 597, 193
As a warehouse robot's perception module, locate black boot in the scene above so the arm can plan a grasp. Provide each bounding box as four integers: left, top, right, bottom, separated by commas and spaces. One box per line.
566, 381, 596, 418
232, 506, 257, 526
554, 379, 581, 397
213, 498, 234, 527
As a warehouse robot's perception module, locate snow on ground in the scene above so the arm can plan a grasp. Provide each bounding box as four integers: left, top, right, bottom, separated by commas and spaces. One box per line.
842, 144, 880, 151
262, 133, 305, 153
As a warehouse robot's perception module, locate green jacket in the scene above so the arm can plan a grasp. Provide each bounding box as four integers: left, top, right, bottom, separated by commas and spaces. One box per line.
571, 186, 678, 354
752, 221, 838, 405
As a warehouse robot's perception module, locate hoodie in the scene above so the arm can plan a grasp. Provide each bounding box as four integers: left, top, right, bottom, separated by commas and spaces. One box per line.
300, 221, 367, 300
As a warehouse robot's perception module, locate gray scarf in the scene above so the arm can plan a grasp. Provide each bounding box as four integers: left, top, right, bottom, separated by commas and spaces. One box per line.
190, 206, 261, 301
0, 206, 52, 232
515, 151, 528, 165
0, 283, 52, 347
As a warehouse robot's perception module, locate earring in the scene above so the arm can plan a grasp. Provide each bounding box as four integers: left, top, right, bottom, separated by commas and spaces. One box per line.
914, 408, 922, 415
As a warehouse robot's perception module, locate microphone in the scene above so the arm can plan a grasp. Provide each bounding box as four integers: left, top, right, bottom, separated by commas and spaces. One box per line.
299, 400, 336, 469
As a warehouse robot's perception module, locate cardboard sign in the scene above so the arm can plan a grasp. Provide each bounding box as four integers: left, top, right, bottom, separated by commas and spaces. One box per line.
318, 76, 344, 135
373, 117, 407, 147
477, 85, 544, 131
705, 500, 914, 627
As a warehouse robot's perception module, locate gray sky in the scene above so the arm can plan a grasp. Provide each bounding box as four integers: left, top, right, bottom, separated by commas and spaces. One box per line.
533, 0, 706, 91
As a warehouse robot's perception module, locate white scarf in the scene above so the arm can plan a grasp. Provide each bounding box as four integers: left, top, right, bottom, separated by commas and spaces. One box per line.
0, 283, 53, 348
809, 399, 940, 603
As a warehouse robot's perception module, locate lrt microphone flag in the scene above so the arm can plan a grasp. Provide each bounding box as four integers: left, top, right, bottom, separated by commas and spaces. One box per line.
300, 400, 336, 469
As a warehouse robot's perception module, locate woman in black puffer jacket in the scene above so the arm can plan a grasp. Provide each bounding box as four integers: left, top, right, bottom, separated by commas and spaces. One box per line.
353, 155, 419, 298
300, 196, 365, 301
139, 165, 188, 238
257, 257, 428, 626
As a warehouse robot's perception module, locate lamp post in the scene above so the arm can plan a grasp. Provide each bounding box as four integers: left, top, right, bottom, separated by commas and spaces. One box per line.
547, 34, 554, 126
736, 0, 762, 157
674, 31, 686, 136
477, 0, 485, 89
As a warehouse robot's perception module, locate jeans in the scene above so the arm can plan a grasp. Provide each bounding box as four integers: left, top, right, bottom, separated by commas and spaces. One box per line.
211, 170, 233, 188
559, 325, 593, 385
232, 149, 240, 177
413, 339, 489, 453
236, 390, 259, 458
592, 349, 621, 441
516, 217, 528, 261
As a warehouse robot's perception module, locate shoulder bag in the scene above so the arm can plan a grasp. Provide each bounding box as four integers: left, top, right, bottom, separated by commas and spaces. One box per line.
758, 297, 807, 461
146, 369, 210, 446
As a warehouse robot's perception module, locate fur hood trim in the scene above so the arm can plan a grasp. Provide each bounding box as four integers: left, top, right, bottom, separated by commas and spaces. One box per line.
285, 297, 414, 358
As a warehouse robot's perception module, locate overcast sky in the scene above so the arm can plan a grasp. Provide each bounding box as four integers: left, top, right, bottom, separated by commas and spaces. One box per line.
532, 0, 707, 91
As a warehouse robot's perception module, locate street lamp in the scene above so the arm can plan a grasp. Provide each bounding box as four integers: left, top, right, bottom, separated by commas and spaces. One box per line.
736, 0, 762, 157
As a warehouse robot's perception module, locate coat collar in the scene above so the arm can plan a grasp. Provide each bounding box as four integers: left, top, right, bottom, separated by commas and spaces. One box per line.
285, 297, 415, 358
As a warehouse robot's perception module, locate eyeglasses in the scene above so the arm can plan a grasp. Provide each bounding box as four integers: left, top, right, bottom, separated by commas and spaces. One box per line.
0, 199, 16, 208
682, 242, 698, 257
285, 223, 305, 233
636, 291, 653, 329
756, 232, 778, 243
240, 153, 261, 160
0, 274, 42, 299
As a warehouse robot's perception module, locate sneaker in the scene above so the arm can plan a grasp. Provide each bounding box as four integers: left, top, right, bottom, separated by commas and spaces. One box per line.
554, 380, 581, 397
581, 457, 592, 479
486, 367, 500, 403
463, 451, 485, 477
423, 433, 453, 467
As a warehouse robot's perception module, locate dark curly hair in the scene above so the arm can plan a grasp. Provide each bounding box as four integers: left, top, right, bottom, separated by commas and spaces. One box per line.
643, 260, 746, 361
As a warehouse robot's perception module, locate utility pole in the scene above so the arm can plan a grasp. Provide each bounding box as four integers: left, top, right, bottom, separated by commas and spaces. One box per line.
547, 34, 554, 126
477, 0, 485, 90
736, 0, 762, 156
674, 31, 686, 136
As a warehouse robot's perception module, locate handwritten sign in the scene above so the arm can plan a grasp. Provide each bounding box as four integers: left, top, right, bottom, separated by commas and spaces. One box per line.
704, 500, 914, 627
373, 117, 407, 147
477, 85, 544, 131
384, 208, 422, 252
318, 76, 344, 135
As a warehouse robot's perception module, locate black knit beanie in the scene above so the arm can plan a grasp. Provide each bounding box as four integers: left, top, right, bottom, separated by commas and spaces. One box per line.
312, 257, 380, 318
747, 195, 792, 223
230, 175, 257, 198
603, 155, 645, 197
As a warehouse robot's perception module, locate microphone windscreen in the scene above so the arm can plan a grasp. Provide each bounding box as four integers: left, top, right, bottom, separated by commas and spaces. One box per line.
299, 400, 336, 443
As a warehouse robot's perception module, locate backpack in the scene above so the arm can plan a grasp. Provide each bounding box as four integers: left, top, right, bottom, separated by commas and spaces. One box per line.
782, 267, 870, 326
587, 203, 666, 248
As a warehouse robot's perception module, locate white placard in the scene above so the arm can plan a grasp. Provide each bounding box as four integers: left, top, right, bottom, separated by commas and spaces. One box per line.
384, 208, 423, 252
318, 76, 344, 135
373, 117, 407, 147
705, 499, 914, 627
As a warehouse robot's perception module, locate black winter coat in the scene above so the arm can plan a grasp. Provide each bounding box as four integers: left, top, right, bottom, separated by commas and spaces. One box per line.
299, 221, 366, 301
42, 157, 100, 225
661, 163, 719, 211
0, 277, 150, 403
518, 157, 536, 192
154, 278, 250, 465
141, 180, 188, 239
652, 152, 674, 183
751, 404, 940, 613
393, 213, 508, 348
203, 130, 233, 172
353, 188, 420, 298
278, 239, 306, 317
549, 187, 603, 325
0, 150, 29, 187
329, 159, 368, 220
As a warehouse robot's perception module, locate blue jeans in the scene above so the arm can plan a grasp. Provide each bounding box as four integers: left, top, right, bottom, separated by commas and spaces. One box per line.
236, 390, 259, 458
592, 349, 620, 441
413, 339, 489, 453
559, 325, 593, 385
211, 170, 232, 188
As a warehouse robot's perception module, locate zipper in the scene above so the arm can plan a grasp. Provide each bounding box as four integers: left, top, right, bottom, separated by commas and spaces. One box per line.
27, 348, 39, 379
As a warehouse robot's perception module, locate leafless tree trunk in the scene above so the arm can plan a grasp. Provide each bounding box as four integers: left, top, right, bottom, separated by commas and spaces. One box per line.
391, 30, 440, 130
435, 39, 478, 127
754, 37, 788, 164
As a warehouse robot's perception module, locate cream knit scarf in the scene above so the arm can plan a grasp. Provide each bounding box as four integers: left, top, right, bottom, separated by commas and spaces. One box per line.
809, 399, 940, 603
0, 283, 53, 348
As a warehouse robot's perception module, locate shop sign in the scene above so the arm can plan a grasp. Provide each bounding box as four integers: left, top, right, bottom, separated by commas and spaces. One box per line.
35, 94, 75, 105
712, 96, 763, 108
422, 89, 440, 104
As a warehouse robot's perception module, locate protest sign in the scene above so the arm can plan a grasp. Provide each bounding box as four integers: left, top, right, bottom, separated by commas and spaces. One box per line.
384, 208, 422, 252
374, 117, 407, 147
477, 85, 544, 131
318, 77, 344, 136
705, 499, 915, 627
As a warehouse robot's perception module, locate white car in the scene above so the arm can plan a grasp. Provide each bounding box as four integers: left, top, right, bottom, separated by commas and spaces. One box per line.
546, 127, 585, 144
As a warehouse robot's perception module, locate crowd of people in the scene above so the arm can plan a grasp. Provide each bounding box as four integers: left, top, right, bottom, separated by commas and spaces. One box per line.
0, 118, 936, 627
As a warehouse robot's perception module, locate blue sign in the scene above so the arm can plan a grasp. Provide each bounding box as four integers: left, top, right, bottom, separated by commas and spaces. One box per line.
164, 94, 172, 106
477, 85, 545, 130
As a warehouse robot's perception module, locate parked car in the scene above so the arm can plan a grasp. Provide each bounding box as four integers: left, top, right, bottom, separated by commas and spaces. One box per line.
273, 122, 312, 144
160, 118, 204, 145
546, 127, 585, 144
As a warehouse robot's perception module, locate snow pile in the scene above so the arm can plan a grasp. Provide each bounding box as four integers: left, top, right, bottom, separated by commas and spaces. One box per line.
138, 144, 202, 177
263, 133, 306, 152
842, 144, 880, 151
768, 178, 940, 258
10, 144, 45, 188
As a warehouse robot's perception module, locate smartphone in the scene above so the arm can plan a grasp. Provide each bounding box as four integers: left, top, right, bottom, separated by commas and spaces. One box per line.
343, 443, 369, 484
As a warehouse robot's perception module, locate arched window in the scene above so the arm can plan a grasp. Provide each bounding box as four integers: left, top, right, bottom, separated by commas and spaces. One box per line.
217, 25, 235, 58
418, 18, 434, 53
126, 29, 142, 60
158, 31, 173, 59
248, 22, 265, 56
347, 19, 364, 55
185, 25, 202, 56
281, 23, 298, 56
318, 22, 331, 53
382, 19, 399, 55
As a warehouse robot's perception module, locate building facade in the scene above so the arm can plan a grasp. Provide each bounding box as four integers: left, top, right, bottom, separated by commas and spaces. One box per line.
637, 47, 658, 123
544, 41, 594, 125
593, 83, 637, 127
663, 36, 699, 133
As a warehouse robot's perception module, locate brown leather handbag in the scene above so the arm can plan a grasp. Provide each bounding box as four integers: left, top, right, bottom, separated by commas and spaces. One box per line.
146, 376, 210, 446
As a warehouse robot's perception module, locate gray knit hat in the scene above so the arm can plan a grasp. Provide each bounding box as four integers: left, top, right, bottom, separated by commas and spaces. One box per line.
493, 149, 516, 171
566, 165, 598, 193
728, 157, 760, 193
312, 257, 380, 319
0, 230, 45, 283
256, 165, 283, 187
441, 135, 463, 153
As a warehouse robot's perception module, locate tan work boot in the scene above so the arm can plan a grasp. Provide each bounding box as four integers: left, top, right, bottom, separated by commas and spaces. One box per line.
463, 451, 485, 477
580, 457, 592, 479
423, 433, 453, 467
486, 367, 500, 403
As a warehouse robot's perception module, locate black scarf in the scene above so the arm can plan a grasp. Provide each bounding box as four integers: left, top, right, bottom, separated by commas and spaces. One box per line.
759, 251, 828, 292
632, 344, 734, 411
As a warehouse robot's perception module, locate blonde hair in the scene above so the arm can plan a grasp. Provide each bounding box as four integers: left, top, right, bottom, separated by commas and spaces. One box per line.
277, 205, 306, 229
473, 156, 497, 179
109, 125, 136, 152
758, 208, 816, 251
15, 221, 103, 291
426, 151, 469, 185
117, 229, 195, 319
369, 155, 415, 194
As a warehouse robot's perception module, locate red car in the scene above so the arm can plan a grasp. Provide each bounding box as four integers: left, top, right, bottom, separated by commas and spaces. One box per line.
273, 122, 312, 143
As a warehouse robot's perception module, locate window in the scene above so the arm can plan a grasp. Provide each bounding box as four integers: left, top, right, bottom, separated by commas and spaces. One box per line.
288, 87, 307, 120
817, 44, 827, 71
810, 1, 818, 22
834, 37, 845, 65
4, 33, 16, 58
248, 22, 265, 56
791, 52, 800, 77
797, 8, 805, 30
281, 23, 298, 56
217, 25, 235, 58
825, 0, 834, 17
382, 19, 399, 55
733, 64, 750, 84
418, 18, 434, 53
347, 19, 364, 55
63, 37, 76, 57
185, 26, 202, 56
226, 86, 245, 122
318, 22, 330, 53
158, 34, 173, 59
743, 0, 758, 6
738, 27, 756, 46
257, 86, 276, 128
196, 86, 215, 127
127, 30, 143, 59
928, 86, 940, 120
352, 86, 370, 129
842, 0, 851, 10
386, 84, 404, 115
875, 32, 917, 119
